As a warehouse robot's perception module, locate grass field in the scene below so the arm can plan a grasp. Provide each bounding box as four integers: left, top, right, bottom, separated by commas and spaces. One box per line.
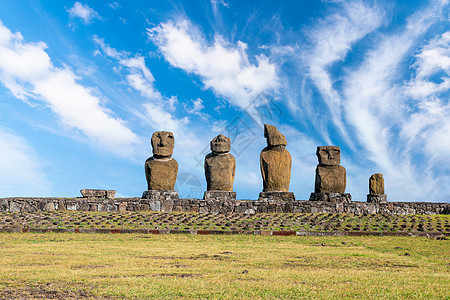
0, 233, 448, 299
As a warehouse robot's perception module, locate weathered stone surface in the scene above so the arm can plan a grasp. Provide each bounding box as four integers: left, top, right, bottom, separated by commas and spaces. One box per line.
0, 199, 9, 212
203, 191, 236, 201
205, 134, 236, 191
309, 192, 352, 203
317, 146, 341, 166
312, 146, 348, 203
315, 165, 346, 193
145, 131, 178, 190
142, 190, 179, 201
369, 173, 385, 195
258, 192, 295, 201
367, 194, 387, 204
80, 189, 116, 199
145, 158, 178, 190
0, 197, 449, 215
260, 124, 292, 192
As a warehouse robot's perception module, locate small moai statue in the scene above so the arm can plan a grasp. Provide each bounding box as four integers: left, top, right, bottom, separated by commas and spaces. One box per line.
309, 146, 351, 203
259, 124, 294, 201
142, 131, 179, 203
204, 134, 237, 201
367, 173, 387, 203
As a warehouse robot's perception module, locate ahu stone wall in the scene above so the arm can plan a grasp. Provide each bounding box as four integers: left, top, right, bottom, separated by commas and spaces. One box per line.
0, 197, 449, 215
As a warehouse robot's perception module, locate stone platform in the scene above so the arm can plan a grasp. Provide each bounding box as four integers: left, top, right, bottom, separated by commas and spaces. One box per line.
258, 192, 295, 201
0, 197, 449, 215
142, 190, 179, 200
203, 191, 236, 201
367, 194, 388, 203
309, 193, 352, 203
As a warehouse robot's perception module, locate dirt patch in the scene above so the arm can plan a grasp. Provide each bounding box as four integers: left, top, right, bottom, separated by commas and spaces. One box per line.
151, 273, 201, 278
0, 283, 100, 299
70, 264, 111, 270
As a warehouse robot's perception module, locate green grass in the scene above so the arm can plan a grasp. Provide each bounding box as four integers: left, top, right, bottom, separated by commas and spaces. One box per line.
0, 233, 448, 299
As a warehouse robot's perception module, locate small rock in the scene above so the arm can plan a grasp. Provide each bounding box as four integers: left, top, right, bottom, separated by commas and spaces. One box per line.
242, 270, 249, 274
404, 252, 411, 256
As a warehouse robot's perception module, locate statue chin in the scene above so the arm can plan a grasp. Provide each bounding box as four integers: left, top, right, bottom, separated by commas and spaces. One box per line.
153, 147, 173, 157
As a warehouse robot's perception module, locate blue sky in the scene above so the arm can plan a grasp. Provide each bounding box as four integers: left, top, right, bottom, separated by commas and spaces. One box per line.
0, 0, 448, 202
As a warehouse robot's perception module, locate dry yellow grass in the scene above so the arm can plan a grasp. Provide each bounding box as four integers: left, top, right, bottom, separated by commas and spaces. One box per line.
0, 233, 448, 299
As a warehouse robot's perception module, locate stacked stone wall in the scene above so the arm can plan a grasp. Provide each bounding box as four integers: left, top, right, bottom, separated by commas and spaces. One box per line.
0, 197, 448, 215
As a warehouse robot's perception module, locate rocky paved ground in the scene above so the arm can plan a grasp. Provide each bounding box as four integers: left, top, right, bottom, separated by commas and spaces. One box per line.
0, 211, 449, 235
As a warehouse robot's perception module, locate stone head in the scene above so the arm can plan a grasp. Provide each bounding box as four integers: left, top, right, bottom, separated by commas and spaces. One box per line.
210, 134, 231, 154
151, 131, 175, 157
370, 173, 383, 181
264, 124, 287, 147
316, 146, 341, 166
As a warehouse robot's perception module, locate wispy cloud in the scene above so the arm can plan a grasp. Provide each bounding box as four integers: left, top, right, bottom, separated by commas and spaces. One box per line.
402, 30, 450, 165
0, 127, 50, 197
303, 1, 384, 145
0, 22, 139, 155
148, 19, 279, 110
67, 2, 100, 24
341, 0, 449, 200
93, 37, 204, 161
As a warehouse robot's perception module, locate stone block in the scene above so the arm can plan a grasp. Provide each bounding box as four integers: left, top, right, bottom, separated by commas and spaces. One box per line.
43, 202, 55, 211
80, 189, 116, 199
258, 192, 295, 201
234, 205, 247, 214
203, 191, 236, 201
142, 190, 179, 201
0, 199, 9, 211
118, 202, 127, 212
149, 201, 161, 211
161, 200, 174, 212
309, 192, 352, 203
367, 194, 387, 204
78, 200, 90, 211
199, 206, 209, 213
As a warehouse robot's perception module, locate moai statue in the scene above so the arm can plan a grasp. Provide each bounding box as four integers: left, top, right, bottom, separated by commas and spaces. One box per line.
367, 173, 387, 203
259, 124, 294, 201
309, 146, 351, 203
142, 131, 179, 203
203, 134, 236, 201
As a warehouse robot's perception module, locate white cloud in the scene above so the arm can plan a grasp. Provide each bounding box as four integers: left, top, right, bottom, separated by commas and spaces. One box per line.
401, 30, 450, 165
67, 2, 100, 24
304, 1, 384, 145
414, 31, 450, 79
93, 37, 202, 161
341, 1, 449, 201
94, 36, 162, 101
185, 98, 210, 120
148, 19, 279, 109
109, 2, 120, 10
407, 31, 450, 99
0, 22, 139, 155
0, 127, 50, 197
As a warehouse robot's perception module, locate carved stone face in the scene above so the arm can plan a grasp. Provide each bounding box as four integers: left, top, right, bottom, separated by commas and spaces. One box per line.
210, 134, 231, 154
264, 124, 287, 147
151, 131, 174, 157
317, 146, 340, 166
